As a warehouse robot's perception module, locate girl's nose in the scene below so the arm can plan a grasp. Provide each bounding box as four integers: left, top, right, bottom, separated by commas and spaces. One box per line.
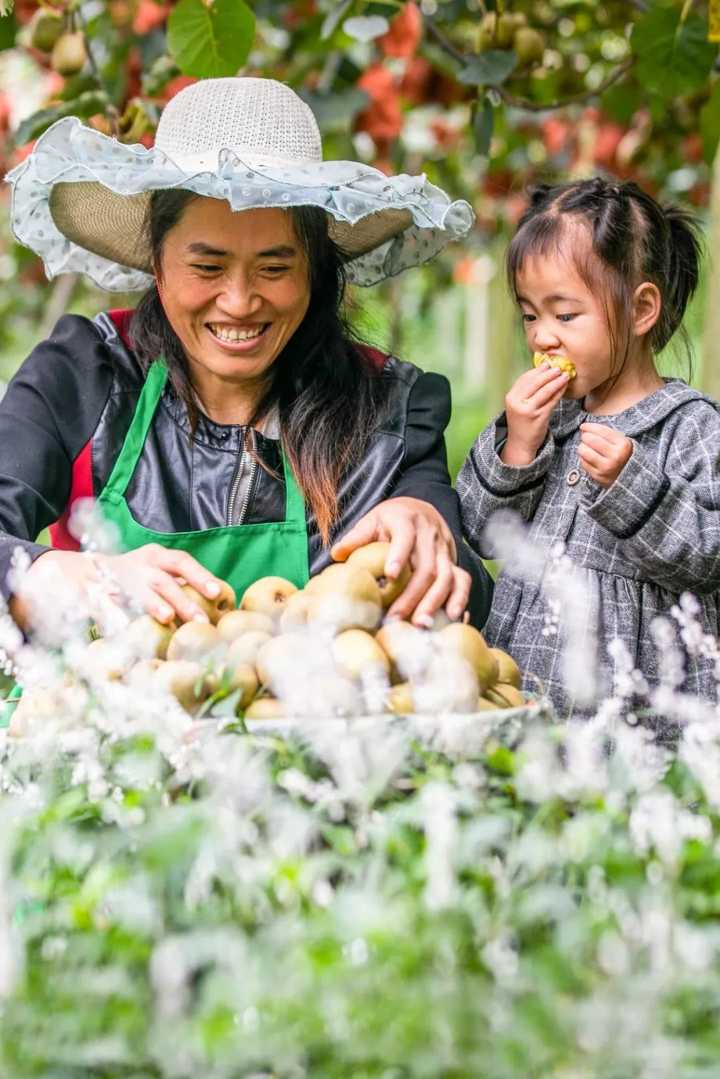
532, 321, 562, 351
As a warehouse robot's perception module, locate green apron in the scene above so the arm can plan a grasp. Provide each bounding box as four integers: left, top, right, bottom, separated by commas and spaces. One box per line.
1, 359, 310, 726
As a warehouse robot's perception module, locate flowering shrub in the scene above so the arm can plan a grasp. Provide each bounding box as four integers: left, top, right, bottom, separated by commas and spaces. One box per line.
0, 508, 718, 1076
3, 686, 720, 1076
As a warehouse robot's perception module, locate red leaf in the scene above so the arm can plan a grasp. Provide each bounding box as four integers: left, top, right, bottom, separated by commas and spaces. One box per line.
378, 2, 422, 59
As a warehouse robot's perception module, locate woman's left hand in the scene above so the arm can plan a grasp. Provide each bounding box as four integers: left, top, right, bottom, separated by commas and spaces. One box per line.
330, 496, 471, 627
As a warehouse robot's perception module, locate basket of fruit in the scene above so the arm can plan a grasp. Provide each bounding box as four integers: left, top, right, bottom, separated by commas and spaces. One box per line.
8, 543, 548, 736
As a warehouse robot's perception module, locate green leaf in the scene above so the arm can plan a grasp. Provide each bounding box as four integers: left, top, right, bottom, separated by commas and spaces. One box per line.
14, 91, 109, 146
601, 82, 639, 127
0, 8, 16, 47
167, 0, 255, 79
209, 687, 243, 718
459, 50, 518, 88
701, 80, 720, 164
473, 97, 494, 156
321, 0, 354, 40
632, 7, 717, 100
485, 744, 516, 776
298, 88, 370, 132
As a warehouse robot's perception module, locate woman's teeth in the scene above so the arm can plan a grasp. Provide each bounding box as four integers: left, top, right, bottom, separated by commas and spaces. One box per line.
209, 324, 266, 342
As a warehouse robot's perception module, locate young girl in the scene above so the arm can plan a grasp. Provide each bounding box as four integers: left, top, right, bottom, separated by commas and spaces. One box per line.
457, 177, 720, 718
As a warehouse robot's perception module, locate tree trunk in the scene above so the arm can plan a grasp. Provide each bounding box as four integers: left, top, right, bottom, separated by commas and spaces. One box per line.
701, 144, 720, 397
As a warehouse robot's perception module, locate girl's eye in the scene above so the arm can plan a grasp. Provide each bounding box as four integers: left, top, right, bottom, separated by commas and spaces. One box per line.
521, 313, 535, 323
557, 313, 577, 323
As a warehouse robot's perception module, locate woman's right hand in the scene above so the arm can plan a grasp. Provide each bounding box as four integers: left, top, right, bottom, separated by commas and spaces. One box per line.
10, 545, 226, 631
501, 362, 570, 466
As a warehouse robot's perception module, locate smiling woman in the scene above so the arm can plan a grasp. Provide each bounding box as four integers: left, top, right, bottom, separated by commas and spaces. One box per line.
2, 76, 493, 636
151, 200, 312, 418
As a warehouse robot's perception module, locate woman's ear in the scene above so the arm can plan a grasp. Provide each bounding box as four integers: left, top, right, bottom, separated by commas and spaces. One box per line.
632, 281, 662, 339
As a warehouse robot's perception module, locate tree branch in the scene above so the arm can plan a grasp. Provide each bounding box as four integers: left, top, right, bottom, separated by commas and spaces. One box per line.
424, 18, 465, 65
425, 18, 635, 114
74, 8, 121, 138
499, 57, 634, 112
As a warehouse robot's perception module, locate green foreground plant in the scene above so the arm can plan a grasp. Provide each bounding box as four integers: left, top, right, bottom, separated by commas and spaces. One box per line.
2, 699, 720, 1078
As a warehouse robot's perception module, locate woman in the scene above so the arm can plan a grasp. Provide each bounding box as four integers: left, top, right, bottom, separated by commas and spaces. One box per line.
4, 76, 492, 631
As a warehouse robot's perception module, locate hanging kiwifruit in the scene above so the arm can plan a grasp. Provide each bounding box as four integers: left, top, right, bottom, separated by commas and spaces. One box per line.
51, 31, 88, 76
29, 8, 64, 53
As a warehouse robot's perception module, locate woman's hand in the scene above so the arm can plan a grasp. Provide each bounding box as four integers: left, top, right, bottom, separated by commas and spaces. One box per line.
578, 423, 633, 487
10, 546, 226, 631
330, 496, 470, 627
501, 362, 570, 466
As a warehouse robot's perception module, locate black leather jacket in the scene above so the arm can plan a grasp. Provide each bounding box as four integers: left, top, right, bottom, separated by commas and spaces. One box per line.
0, 312, 492, 625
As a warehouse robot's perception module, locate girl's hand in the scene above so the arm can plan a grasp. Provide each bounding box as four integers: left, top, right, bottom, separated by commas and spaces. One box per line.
501, 362, 570, 466
578, 423, 633, 487
11, 546, 226, 631
330, 496, 471, 627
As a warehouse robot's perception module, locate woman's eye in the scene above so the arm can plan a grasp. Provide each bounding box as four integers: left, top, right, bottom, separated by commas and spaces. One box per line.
263, 265, 289, 275
521, 313, 535, 323
557, 313, 577, 323
191, 264, 221, 273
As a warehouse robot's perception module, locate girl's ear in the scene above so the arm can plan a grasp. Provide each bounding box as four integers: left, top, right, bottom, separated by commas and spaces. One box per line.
632, 281, 661, 338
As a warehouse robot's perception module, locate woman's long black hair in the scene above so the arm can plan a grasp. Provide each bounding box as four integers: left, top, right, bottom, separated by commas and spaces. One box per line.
130, 190, 386, 545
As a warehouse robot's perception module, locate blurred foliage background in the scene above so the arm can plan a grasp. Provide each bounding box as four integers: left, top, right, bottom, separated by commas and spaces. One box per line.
1, 0, 719, 478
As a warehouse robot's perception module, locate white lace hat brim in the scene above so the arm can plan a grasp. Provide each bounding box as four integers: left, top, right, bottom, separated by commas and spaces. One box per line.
6, 116, 475, 291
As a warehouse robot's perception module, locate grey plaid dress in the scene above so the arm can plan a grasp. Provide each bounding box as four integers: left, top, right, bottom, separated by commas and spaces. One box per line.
457, 380, 720, 717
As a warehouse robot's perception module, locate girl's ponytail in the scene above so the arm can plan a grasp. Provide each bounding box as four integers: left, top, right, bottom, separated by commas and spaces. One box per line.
659, 205, 702, 348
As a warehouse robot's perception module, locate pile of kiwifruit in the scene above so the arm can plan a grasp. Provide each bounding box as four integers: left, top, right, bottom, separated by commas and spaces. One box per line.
24, 543, 527, 724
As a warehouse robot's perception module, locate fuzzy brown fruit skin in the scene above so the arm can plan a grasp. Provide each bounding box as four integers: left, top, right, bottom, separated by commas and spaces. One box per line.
179, 581, 235, 625
332, 629, 391, 682
125, 658, 164, 689
300, 674, 361, 718
125, 614, 176, 660
345, 542, 411, 609
9, 688, 59, 737
278, 590, 312, 633
386, 682, 414, 715
154, 660, 207, 713
375, 620, 432, 683
484, 683, 525, 710
225, 631, 271, 667
513, 26, 545, 66
240, 576, 298, 620
85, 637, 128, 680
305, 564, 382, 633
166, 622, 226, 665
244, 696, 285, 720
51, 32, 88, 76
255, 635, 298, 693
437, 623, 499, 692
488, 648, 522, 690
224, 662, 259, 708
216, 609, 274, 641
476, 696, 501, 712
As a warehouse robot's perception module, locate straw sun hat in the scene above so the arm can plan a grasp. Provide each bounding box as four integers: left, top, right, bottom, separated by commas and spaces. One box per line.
6, 76, 474, 292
